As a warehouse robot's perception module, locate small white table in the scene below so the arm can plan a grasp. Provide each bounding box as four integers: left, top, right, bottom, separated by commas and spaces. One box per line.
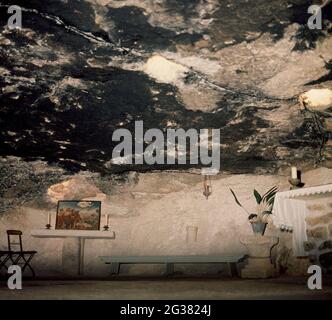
31, 229, 115, 276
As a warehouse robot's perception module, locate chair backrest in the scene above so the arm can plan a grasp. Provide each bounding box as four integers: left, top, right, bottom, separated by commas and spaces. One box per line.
7, 230, 23, 252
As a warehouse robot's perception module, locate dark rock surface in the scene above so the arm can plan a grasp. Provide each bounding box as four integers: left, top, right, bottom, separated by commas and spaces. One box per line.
319, 251, 332, 271
319, 240, 332, 250
0, 157, 65, 211
0, 0, 331, 175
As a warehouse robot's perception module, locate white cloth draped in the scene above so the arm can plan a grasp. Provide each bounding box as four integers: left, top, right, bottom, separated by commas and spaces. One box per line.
274, 197, 308, 256
272, 184, 332, 257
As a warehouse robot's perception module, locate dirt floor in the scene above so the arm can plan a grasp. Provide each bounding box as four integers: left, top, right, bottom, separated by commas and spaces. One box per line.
0, 276, 332, 300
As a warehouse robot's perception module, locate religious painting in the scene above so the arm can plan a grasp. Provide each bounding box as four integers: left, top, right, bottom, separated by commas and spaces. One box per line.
55, 200, 101, 230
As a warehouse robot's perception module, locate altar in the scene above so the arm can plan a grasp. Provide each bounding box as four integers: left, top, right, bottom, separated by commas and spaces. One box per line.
31, 230, 116, 276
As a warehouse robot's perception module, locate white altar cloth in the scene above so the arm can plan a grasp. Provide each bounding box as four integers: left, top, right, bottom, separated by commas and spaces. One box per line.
272, 184, 332, 257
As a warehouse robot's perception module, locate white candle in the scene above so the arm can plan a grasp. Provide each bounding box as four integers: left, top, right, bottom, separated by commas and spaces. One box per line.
291, 166, 297, 179
47, 213, 51, 225
106, 214, 109, 226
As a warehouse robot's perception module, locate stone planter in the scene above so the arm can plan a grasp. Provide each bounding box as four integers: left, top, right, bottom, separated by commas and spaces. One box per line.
251, 222, 267, 235
240, 235, 279, 278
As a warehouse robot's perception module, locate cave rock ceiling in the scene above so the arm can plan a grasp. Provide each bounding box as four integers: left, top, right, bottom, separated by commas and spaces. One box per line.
0, 0, 332, 174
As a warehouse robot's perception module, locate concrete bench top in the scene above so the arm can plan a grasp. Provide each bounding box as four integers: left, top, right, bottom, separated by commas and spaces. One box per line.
100, 255, 244, 264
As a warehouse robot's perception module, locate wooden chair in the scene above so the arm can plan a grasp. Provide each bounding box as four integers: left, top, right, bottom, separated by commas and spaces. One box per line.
6, 230, 37, 278
0, 250, 11, 275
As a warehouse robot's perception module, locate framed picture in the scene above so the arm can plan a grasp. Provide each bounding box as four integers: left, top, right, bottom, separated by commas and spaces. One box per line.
55, 200, 101, 230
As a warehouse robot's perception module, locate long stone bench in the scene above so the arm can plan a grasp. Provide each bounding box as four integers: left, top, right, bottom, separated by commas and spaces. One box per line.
100, 255, 245, 277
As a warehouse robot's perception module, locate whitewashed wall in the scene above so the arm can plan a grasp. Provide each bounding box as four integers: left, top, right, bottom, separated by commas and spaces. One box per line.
0, 168, 331, 278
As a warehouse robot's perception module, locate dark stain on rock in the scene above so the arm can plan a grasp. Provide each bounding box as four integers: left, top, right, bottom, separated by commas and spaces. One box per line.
106, 6, 201, 51
206, 0, 313, 50
1, 0, 102, 32
281, 117, 325, 149
292, 1, 332, 51
0, 49, 271, 173
0, 157, 66, 212
319, 240, 332, 250
164, 0, 201, 19
319, 251, 332, 271
305, 59, 332, 85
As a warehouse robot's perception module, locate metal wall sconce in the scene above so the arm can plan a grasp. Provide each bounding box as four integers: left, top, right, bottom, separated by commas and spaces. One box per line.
203, 175, 212, 200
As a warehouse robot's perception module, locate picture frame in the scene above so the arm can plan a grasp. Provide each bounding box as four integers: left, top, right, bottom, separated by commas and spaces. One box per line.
55, 200, 101, 231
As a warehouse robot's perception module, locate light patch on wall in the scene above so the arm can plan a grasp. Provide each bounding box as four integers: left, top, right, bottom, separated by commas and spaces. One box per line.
143, 55, 188, 84
299, 88, 332, 112
179, 85, 220, 112
164, 52, 221, 76
47, 176, 102, 203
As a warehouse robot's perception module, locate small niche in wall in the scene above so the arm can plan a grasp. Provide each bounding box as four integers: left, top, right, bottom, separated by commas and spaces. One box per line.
186, 226, 198, 243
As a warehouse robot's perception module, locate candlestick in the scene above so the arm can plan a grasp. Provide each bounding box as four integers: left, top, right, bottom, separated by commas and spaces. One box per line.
103, 214, 110, 231
45, 213, 52, 229
288, 167, 304, 190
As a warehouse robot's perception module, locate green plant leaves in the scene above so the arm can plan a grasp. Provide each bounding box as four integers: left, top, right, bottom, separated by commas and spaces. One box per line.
253, 189, 262, 204
262, 186, 278, 210
230, 188, 249, 214
262, 186, 277, 201
229, 187, 278, 215
230, 188, 242, 207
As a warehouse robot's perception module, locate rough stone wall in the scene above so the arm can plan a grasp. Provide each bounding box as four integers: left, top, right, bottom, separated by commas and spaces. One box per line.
305, 199, 332, 273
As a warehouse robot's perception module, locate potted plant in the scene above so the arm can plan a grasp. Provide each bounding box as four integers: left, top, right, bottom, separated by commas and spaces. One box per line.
230, 186, 278, 235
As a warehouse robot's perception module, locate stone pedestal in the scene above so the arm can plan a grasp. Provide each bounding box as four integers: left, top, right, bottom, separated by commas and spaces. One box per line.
240, 235, 278, 279
62, 238, 82, 276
